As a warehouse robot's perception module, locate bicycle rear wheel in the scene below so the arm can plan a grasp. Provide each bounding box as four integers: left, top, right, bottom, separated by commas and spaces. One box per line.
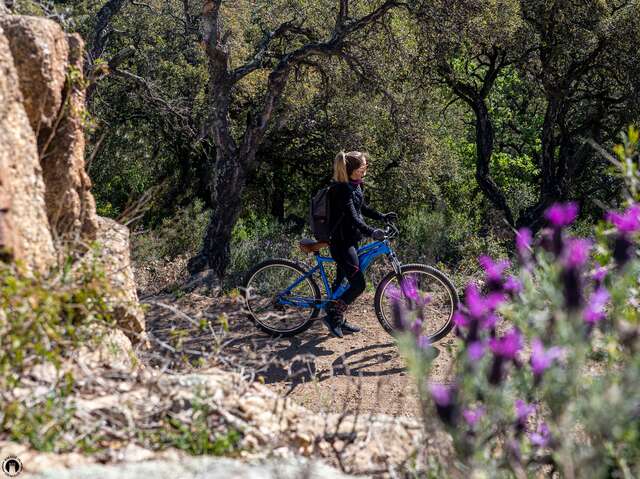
374, 264, 459, 342
243, 259, 321, 337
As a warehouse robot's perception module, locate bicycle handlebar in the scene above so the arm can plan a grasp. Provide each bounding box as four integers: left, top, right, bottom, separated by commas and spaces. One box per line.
383, 221, 399, 239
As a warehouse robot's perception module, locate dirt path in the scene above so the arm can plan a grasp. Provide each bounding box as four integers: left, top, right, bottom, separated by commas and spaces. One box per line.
143, 291, 457, 417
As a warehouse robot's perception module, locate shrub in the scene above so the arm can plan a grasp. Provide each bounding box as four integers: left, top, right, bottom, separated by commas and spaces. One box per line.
139, 389, 242, 456
0, 253, 115, 388
226, 213, 306, 289
132, 199, 210, 263
0, 250, 118, 452
398, 206, 509, 269
394, 127, 640, 477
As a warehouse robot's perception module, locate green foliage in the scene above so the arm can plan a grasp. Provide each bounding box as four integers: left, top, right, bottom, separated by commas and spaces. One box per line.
0, 253, 116, 453
227, 213, 306, 289
2, 385, 78, 453
395, 130, 640, 477
133, 199, 210, 262
0, 257, 114, 387
140, 393, 242, 456
399, 207, 474, 264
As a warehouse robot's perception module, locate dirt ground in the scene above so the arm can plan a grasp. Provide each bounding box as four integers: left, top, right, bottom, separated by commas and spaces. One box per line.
143, 291, 457, 417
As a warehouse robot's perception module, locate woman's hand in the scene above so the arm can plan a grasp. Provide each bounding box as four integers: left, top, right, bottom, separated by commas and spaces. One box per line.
372, 229, 386, 241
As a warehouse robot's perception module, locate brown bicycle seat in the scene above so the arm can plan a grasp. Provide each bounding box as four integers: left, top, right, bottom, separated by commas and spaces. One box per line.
298, 238, 330, 254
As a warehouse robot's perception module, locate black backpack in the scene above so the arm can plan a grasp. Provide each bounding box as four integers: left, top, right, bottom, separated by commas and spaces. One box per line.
309, 184, 343, 242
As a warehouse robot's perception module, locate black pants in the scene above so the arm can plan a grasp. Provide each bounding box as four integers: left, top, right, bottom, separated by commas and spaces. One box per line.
329, 242, 366, 305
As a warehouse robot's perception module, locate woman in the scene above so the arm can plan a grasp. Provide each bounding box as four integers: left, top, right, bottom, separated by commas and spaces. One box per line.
323, 151, 397, 338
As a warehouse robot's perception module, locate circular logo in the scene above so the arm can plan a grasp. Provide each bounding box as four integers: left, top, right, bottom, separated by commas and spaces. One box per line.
2, 456, 22, 477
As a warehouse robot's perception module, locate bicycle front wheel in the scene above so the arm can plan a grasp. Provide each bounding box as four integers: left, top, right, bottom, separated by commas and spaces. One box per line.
374, 264, 459, 342
243, 259, 321, 337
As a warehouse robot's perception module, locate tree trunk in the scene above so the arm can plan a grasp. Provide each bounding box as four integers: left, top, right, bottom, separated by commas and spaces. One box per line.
270, 153, 286, 220
188, 150, 246, 277
189, 0, 401, 279
471, 98, 515, 226
516, 94, 563, 232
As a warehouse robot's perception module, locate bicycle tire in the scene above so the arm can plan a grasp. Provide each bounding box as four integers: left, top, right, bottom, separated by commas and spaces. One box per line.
374, 264, 459, 342
243, 258, 321, 337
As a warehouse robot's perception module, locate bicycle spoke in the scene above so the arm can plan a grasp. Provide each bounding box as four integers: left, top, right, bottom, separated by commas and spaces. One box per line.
378, 268, 455, 338
245, 262, 318, 334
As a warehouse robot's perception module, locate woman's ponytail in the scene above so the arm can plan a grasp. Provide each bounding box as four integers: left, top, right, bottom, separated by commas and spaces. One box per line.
332, 150, 367, 182
333, 151, 349, 182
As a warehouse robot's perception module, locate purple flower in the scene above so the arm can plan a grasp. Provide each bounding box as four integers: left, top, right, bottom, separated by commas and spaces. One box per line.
479, 255, 510, 290
489, 328, 523, 360
481, 313, 499, 330
430, 383, 453, 406
429, 383, 458, 425
467, 341, 486, 361
530, 338, 564, 377
410, 318, 423, 336
417, 335, 431, 350
545, 202, 579, 228
462, 406, 485, 427
391, 299, 408, 331
591, 266, 608, 284
606, 203, 640, 234
516, 228, 532, 255
387, 277, 431, 307
515, 399, 535, 423
562, 238, 592, 269
465, 284, 505, 319
401, 276, 419, 301
385, 284, 402, 301
583, 287, 610, 324
503, 276, 523, 295
529, 422, 551, 447
485, 292, 507, 311
453, 310, 469, 328
465, 283, 486, 318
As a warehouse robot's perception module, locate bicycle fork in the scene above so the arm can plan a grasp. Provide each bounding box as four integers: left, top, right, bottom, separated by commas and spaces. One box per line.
385, 241, 403, 277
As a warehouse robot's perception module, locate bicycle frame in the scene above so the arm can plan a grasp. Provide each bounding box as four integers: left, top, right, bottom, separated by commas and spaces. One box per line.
276, 239, 403, 310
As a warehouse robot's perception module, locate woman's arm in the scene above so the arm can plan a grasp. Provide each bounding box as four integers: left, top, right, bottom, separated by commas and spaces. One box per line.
360, 185, 384, 220
362, 202, 384, 221
336, 184, 375, 236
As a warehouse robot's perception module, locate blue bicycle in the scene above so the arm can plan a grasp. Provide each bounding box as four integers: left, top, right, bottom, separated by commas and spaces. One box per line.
243, 222, 459, 342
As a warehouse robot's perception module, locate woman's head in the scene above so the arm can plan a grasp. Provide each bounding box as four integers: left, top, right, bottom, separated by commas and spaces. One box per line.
333, 151, 368, 182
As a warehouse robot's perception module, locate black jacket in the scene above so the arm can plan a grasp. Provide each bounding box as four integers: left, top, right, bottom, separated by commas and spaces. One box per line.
329, 181, 383, 244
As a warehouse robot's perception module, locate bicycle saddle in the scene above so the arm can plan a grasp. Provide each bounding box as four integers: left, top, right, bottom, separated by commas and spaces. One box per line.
298, 238, 330, 253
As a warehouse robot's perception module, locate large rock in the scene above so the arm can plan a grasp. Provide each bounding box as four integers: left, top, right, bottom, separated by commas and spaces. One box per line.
0, 14, 143, 340
92, 217, 145, 341
0, 15, 98, 242
29, 457, 357, 479
0, 24, 55, 270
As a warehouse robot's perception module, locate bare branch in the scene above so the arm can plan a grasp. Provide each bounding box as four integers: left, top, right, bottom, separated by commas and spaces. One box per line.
337, 0, 349, 29
201, 0, 229, 75
86, 0, 128, 74
112, 68, 196, 137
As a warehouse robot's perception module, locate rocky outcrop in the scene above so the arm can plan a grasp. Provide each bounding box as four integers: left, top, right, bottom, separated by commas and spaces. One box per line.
91, 217, 146, 341
2, 366, 425, 476
0, 15, 98, 241
0, 14, 143, 339
0, 24, 55, 271
30, 457, 356, 479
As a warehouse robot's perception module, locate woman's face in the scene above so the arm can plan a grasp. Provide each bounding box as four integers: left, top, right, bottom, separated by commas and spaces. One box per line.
350, 159, 368, 181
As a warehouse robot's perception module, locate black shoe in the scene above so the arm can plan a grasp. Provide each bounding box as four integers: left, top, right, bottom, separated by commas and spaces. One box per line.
322, 315, 344, 338
340, 321, 361, 333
